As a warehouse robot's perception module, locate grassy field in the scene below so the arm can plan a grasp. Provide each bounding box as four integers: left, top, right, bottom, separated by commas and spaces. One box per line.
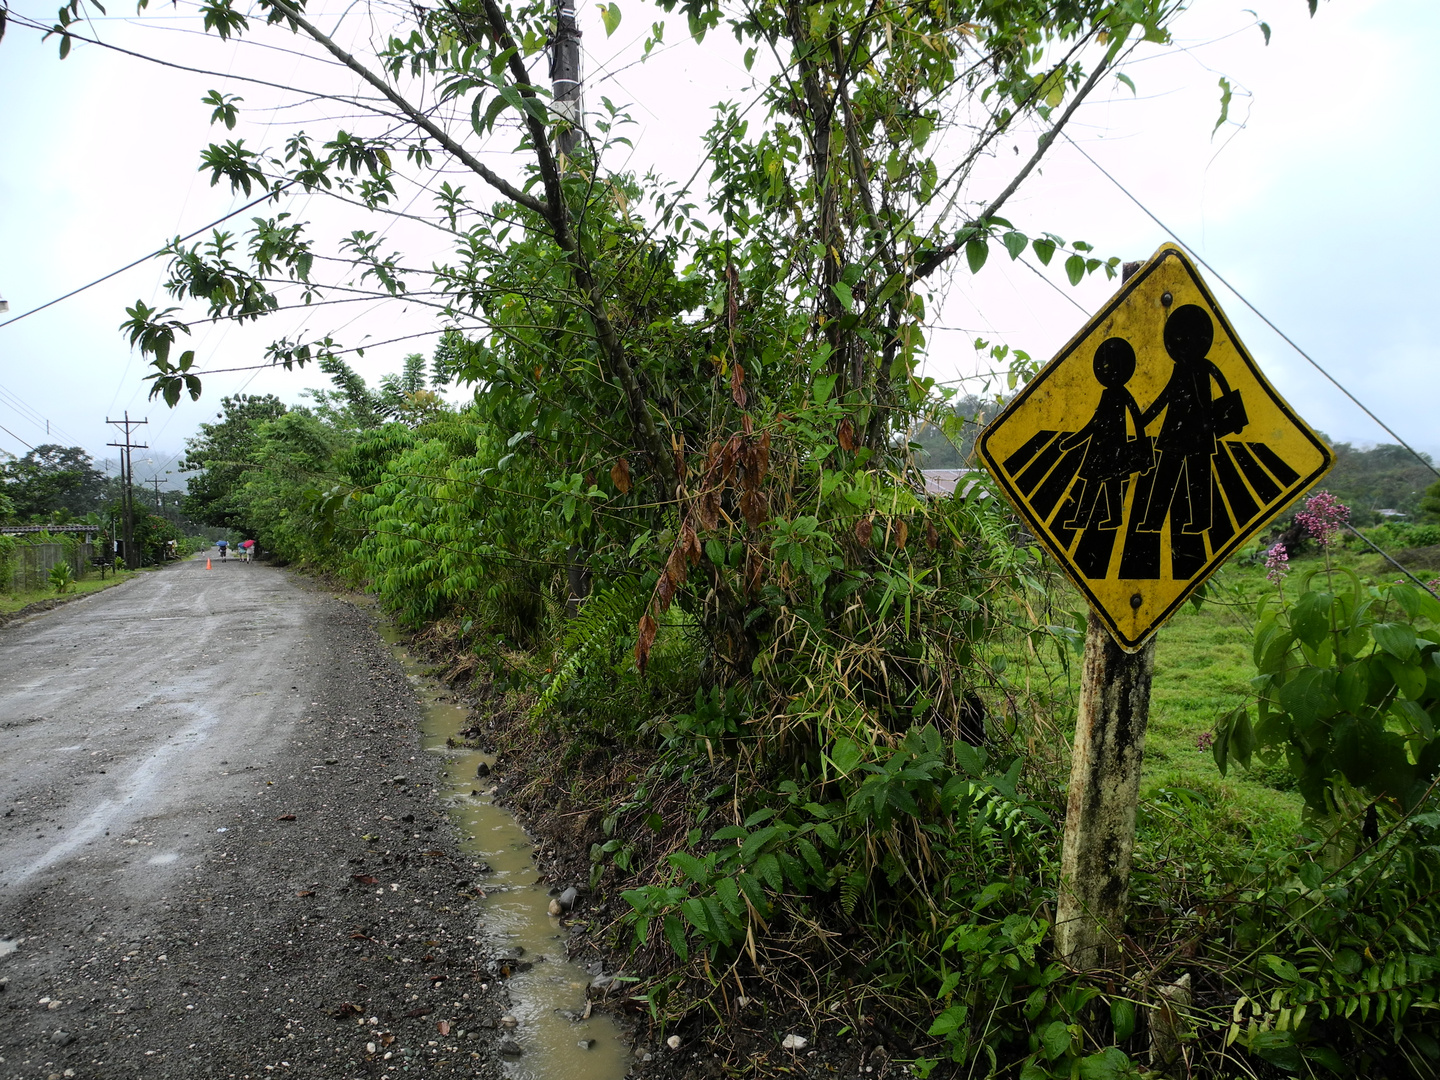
1017, 540, 1438, 857
1140, 560, 1306, 851
0, 567, 144, 615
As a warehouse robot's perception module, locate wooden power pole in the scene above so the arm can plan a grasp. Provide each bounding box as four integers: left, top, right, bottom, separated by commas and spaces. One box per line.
106, 412, 147, 569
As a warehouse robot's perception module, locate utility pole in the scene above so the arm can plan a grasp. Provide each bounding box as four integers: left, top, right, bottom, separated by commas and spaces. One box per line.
106, 412, 147, 569
146, 474, 169, 508
550, 0, 582, 160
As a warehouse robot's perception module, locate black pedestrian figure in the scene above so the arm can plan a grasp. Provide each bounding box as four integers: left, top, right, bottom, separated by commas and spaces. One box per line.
1136, 305, 1244, 534
1059, 337, 1152, 531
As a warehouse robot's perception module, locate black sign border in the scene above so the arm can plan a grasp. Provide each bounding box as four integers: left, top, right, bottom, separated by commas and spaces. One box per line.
977, 244, 1336, 651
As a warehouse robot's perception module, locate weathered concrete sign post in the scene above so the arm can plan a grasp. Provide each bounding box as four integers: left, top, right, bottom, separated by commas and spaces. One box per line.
978, 244, 1335, 969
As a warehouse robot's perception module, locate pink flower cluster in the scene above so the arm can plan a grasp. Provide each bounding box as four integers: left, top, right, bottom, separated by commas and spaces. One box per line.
1265, 542, 1289, 584
1196, 731, 1215, 753
1295, 489, 1351, 548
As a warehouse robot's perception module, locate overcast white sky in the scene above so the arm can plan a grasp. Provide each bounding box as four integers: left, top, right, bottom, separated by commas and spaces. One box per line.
0, 0, 1435, 484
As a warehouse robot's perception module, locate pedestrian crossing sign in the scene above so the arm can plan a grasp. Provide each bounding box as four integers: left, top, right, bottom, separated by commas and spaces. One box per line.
977, 243, 1335, 651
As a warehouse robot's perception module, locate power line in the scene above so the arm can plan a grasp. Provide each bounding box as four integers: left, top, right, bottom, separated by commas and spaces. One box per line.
0, 189, 279, 331
1063, 134, 1439, 482
1344, 524, 1439, 600
0, 422, 36, 452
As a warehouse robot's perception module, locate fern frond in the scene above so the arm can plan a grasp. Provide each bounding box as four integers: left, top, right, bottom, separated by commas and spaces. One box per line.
530, 582, 645, 719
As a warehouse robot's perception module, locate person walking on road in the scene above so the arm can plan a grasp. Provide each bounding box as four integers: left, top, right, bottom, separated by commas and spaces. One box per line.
217, 538, 228, 561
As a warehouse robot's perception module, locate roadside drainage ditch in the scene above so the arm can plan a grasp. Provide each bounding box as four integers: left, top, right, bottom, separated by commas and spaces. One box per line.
380, 626, 631, 1080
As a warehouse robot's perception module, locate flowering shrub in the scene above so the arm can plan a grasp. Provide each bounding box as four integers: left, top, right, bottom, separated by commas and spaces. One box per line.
1294, 489, 1350, 548
1217, 492, 1440, 822
1265, 542, 1289, 584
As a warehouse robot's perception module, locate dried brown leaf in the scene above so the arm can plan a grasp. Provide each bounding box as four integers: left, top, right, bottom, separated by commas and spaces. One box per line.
731, 362, 747, 409
352, 874, 379, 885
722, 436, 739, 486
610, 457, 631, 494
894, 518, 908, 550
854, 517, 872, 546
682, 520, 702, 564
837, 416, 856, 452
740, 488, 767, 529
666, 544, 688, 587
656, 573, 676, 612
697, 491, 720, 531
635, 613, 658, 674
437, 1020, 451, 1036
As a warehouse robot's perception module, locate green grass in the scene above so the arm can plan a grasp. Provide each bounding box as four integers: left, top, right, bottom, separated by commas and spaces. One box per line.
1141, 560, 1304, 849
1004, 543, 1426, 855
0, 567, 144, 614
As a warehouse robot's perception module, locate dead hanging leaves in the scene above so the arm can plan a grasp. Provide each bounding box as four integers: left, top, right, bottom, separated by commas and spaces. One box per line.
634, 424, 774, 673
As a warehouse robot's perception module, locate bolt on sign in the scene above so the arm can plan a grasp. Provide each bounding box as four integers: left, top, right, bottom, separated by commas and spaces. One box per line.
978, 244, 1334, 650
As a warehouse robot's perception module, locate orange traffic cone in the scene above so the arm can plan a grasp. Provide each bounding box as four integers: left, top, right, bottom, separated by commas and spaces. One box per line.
206, 558, 212, 569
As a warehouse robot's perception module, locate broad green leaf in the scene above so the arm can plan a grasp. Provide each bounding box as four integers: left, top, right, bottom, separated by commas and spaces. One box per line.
1002, 231, 1027, 260
1078, 1048, 1132, 1079
928, 1004, 967, 1037
1264, 954, 1301, 982
1032, 237, 1056, 265
598, 1, 621, 36
1040, 1020, 1071, 1061
1277, 668, 1337, 728
1230, 706, 1255, 769
829, 736, 863, 776
1290, 590, 1332, 650
662, 913, 688, 962
1382, 655, 1428, 701
1373, 621, 1418, 661
714, 874, 742, 916
965, 237, 988, 274
740, 824, 782, 863
1111, 998, 1136, 1041
668, 851, 710, 885
1064, 253, 1085, 286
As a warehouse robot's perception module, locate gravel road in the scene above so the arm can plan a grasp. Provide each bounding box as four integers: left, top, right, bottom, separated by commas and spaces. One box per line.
0, 557, 510, 1080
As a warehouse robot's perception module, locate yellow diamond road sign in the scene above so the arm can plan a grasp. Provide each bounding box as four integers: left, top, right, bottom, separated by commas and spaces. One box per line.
978, 244, 1335, 651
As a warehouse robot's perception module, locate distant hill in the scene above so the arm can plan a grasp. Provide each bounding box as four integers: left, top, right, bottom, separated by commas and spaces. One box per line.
1315, 439, 1435, 523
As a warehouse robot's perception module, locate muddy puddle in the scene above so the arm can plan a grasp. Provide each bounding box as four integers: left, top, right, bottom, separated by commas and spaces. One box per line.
379, 626, 631, 1080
